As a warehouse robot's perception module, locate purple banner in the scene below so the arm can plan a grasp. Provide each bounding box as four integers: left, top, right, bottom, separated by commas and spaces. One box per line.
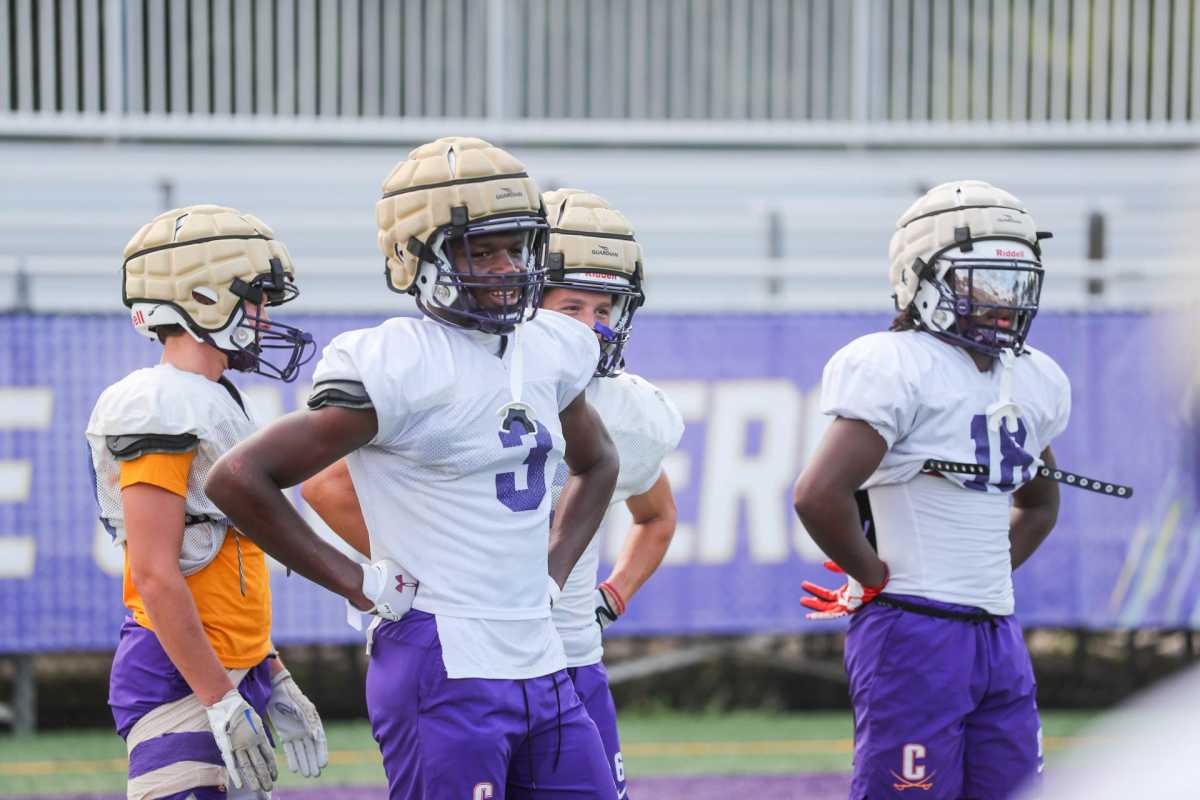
0, 312, 1194, 652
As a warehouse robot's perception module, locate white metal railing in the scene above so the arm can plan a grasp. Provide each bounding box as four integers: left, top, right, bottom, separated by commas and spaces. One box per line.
5, 0, 1200, 143
2, 254, 1195, 312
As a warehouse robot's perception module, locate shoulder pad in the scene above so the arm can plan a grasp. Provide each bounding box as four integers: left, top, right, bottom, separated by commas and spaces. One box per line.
308, 380, 375, 411
106, 432, 199, 461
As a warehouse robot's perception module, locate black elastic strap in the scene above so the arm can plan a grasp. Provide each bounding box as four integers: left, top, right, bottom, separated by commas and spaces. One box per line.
380, 170, 529, 199
954, 225, 974, 252
307, 381, 375, 411
218, 376, 248, 415
520, 680, 537, 793
229, 276, 264, 306
106, 433, 198, 461
921, 459, 1133, 498
876, 595, 998, 625
184, 513, 224, 526
854, 489, 877, 552
552, 671, 563, 772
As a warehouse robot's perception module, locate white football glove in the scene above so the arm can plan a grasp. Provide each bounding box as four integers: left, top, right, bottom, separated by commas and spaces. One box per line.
265, 669, 328, 779
360, 559, 417, 620
548, 575, 562, 609
593, 581, 625, 631
204, 688, 277, 793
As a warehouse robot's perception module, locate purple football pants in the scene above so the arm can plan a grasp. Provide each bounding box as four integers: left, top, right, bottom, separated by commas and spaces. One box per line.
108, 617, 272, 796
568, 662, 628, 799
845, 594, 1042, 800
366, 611, 618, 799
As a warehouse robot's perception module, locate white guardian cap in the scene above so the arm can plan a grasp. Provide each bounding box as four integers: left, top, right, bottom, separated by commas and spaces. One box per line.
888, 180, 1051, 356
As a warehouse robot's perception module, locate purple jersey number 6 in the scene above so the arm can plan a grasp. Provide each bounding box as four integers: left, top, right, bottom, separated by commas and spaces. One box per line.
495, 418, 553, 512
966, 414, 1035, 492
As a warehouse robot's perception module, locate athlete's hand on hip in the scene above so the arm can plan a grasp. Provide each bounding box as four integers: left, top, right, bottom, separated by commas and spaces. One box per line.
800, 561, 889, 620
204, 688, 277, 792
266, 669, 328, 779
360, 559, 417, 620
593, 581, 626, 631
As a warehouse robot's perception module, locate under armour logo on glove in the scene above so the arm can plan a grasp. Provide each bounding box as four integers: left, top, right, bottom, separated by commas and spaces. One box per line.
800, 561, 889, 620
360, 559, 417, 621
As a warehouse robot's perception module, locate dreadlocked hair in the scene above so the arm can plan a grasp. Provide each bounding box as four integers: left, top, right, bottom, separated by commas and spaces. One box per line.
889, 306, 920, 332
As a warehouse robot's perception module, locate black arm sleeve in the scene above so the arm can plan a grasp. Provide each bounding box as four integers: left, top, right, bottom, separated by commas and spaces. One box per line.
307, 380, 374, 411
105, 433, 199, 461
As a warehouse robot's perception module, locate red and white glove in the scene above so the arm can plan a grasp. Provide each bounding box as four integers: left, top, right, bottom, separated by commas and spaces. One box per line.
800, 561, 889, 620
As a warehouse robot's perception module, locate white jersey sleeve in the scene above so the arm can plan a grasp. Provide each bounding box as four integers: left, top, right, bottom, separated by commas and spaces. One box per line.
1023, 347, 1072, 445
820, 332, 918, 449
604, 373, 685, 499
553, 372, 685, 667
535, 309, 601, 411
311, 318, 453, 448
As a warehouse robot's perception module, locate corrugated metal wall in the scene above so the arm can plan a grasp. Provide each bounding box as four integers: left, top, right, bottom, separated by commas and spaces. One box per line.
4, 0, 1199, 128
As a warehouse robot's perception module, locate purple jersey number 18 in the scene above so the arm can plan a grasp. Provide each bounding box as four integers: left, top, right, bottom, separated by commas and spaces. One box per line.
495, 418, 553, 512
965, 414, 1035, 492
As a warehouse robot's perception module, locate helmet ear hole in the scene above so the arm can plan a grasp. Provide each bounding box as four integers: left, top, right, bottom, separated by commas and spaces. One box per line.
191, 287, 219, 306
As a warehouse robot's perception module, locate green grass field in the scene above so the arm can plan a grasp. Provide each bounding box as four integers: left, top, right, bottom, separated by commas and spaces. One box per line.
0, 710, 1099, 796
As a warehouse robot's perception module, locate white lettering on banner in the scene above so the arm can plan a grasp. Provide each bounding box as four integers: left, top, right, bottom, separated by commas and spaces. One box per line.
613, 381, 707, 565
0, 538, 36, 579
600, 379, 829, 567
0, 388, 55, 429
791, 382, 834, 562
0, 387, 53, 579
698, 381, 800, 564
0, 461, 32, 502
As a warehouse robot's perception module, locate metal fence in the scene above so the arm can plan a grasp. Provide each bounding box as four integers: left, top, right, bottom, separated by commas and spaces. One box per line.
5, 0, 1200, 143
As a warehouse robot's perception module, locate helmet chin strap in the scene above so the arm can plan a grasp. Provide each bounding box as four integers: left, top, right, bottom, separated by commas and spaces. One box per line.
985, 348, 1022, 433
496, 322, 537, 433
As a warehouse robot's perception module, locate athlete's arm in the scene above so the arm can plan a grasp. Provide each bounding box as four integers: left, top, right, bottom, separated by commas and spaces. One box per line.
300, 459, 371, 559
550, 393, 619, 587
206, 406, 380, 610
601, 470, 677, 603
792, 417, 889, 587
1009, 446, 1061, 569
122, 483, 234, 706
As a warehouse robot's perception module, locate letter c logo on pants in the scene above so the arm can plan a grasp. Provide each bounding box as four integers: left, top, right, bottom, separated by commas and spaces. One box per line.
902, 743, 927, 781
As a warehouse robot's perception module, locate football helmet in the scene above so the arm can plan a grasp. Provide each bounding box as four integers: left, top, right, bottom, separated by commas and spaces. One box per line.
542, 188, 644, 376
376, 136, 548, 334
889, 180, 1051, 356
123, 204, 314, 382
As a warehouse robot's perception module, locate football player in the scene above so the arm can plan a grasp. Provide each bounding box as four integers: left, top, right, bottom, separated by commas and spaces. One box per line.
792, 181, 1069, 799
300, 189, 684, 798
541, 189, 683, 798
86, 205, 326, 799
204, 138, 621, 799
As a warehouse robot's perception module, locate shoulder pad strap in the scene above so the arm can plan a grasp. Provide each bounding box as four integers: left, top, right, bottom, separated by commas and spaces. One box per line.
106, 433, 199, 462
307, 380, 374, 411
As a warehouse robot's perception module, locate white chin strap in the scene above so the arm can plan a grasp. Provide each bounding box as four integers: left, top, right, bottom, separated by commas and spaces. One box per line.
985, 348, 1022, 433
495, 322, 537, 431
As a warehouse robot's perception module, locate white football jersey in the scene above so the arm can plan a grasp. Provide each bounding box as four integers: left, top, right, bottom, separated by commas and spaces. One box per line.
551, 372, 684, 667
312, 310, 599, 679
86, 364, 258, 574
820, 330, 1071, 614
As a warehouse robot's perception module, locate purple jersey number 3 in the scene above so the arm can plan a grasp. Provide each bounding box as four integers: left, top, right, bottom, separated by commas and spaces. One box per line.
496, 418, 553, 512
966, 414, 1035, 492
